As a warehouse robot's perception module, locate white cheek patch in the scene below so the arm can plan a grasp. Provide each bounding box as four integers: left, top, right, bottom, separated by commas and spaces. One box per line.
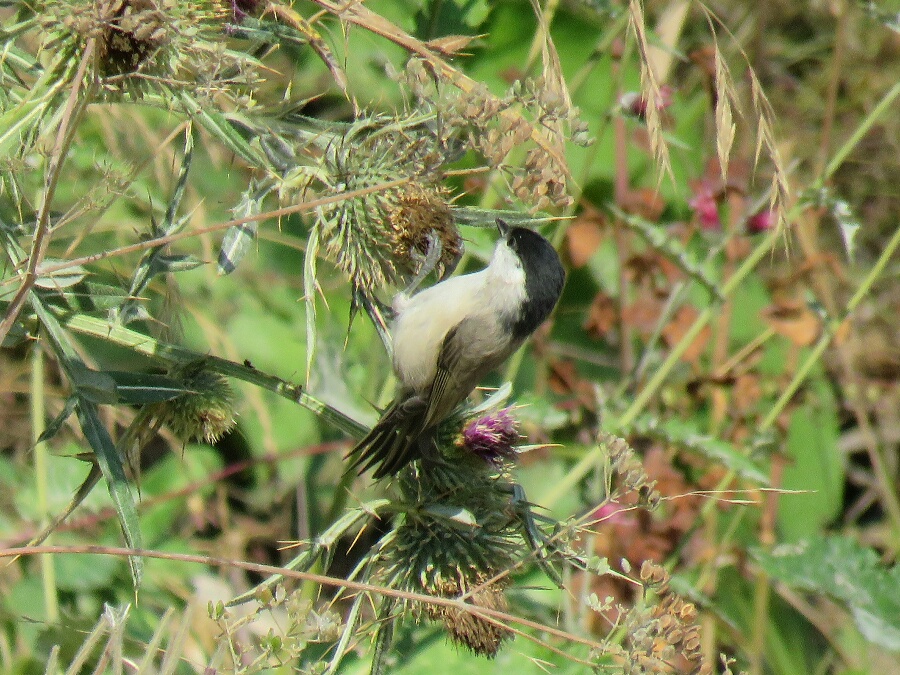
488, 243, 527, 306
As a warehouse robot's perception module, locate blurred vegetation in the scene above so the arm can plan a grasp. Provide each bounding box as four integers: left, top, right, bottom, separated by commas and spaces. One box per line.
1, 0, 899, 673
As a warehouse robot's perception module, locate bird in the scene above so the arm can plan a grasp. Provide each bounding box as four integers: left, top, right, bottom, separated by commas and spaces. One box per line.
347, 219, 565, 479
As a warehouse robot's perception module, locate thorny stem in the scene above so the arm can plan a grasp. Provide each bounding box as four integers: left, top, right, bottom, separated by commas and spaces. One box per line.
62, 314, 369, 440
0, 40, 97, 345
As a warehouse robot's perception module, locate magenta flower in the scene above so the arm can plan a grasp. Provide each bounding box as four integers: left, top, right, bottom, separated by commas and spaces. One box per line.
746, 208, 775, 234
461, 408, 521, 465
688, 187, 721, 230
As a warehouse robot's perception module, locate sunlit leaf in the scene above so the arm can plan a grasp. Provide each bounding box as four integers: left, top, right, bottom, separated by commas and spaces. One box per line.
755, 536, 900, 651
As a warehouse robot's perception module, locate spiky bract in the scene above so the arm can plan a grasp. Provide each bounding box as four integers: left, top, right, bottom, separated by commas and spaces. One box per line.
147, 361, 236, 443
39, 0, 253, 98
315, 120, 459, 292
377, 455, 519, 656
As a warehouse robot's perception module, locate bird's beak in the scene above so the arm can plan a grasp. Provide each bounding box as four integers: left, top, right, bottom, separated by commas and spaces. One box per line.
496, 218, 510, 238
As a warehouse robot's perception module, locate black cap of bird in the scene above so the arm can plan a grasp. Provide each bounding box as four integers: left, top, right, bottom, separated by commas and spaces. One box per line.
348, 219, 565, 478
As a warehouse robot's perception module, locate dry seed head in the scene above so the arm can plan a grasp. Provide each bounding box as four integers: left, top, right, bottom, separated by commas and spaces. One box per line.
425, 577, 511, 657
388, 184, 461, 278
96, 0, 170, 75
600, 431, 661, 508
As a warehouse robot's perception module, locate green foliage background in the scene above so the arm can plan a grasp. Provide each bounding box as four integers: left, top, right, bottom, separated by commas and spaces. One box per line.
1, 0, 899, 673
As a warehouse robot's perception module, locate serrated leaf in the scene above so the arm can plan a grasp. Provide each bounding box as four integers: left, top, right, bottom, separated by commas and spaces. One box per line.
162, 126, 193, 236
755, 536, 900, 651
627, 414, 769, 484
75, 398, 143, 589
103, 371, 192, 404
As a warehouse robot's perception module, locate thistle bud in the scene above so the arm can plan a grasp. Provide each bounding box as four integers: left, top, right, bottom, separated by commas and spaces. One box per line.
148, 362, 236, 444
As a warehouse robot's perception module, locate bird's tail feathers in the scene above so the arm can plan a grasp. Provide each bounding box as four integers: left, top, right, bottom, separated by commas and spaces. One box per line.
346, 396, 430, 479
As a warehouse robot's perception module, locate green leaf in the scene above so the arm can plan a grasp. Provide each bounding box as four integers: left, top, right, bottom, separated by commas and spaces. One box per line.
37, 395, 78, 443
69, 363, 119, 404
0, 96, 44, 159
34, 259, 87, 289
777, 399, 843, 541
57, 280, 132, 312
181, 93, 266, 166
75, 398, 143, 589
626, 414, 770, 484
103, 370, 193, 404
113, 127, 200, 326
755, 536, 900, 651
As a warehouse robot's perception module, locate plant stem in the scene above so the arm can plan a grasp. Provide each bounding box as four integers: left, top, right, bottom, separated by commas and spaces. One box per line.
31, 343, 59, 623
0, 39, 96, 345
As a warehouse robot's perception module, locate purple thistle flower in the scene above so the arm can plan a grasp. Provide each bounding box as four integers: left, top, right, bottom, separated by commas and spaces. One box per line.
461, 408, 521, 465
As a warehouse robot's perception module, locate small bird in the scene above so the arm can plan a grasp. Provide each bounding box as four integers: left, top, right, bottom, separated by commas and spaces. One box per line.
348, 219, 565, 478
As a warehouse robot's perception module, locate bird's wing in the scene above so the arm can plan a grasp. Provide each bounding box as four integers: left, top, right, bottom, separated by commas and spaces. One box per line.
423, 322, 466, 429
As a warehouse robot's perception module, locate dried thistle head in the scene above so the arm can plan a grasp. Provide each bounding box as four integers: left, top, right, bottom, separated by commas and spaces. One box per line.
388, 183, 461, 279
41, 0, 253, 99
402, 61, 591, 213
315, 119, 458, 291
94, 0, 171, 76
147, 361, 236, 444
621, 562, 708, 674
425, 576, 511, 657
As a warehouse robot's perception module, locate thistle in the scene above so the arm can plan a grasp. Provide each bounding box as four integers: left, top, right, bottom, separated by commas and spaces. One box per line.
313, 119, 461, 293
39, 0, 252, 98
373, 401, 527, 657
146, 360, 236, 444
378, 460, 518, 657
457, 407, 521, 466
